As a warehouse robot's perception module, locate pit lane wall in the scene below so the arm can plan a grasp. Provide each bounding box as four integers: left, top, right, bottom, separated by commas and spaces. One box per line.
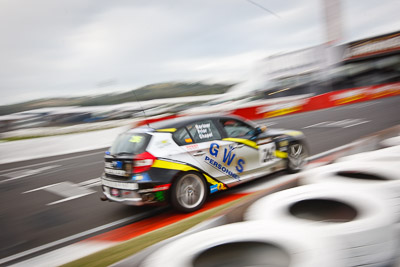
230, 82, 400, 120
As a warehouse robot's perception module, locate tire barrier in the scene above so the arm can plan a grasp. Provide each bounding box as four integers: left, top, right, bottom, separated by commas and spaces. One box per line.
300, 153, 400, 221
141, 221, 344, 267
244, 184, 399, 267
335, 145, 400, 164
381, 136, 400, 148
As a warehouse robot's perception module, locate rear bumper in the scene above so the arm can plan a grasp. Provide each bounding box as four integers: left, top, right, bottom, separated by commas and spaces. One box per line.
101, 176, 162, 206
102, 190, 147, 206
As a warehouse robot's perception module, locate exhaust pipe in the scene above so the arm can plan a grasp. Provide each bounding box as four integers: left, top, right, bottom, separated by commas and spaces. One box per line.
100, 194, 109, 201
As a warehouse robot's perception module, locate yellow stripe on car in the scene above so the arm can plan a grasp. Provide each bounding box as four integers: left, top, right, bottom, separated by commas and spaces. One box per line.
285, 131, 303, 137
156, 128, 177, 133
152, 160, 227, 190
222, 138, 258, 149
274, 150, 288, 158
152, 160, 196, 172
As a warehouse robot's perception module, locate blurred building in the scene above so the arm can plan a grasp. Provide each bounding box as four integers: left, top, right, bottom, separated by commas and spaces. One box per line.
335, 31, 400, 90
262, 30, 400, 98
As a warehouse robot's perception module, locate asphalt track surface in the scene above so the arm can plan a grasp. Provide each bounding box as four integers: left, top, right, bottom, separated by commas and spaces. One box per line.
0, 95, 399, 264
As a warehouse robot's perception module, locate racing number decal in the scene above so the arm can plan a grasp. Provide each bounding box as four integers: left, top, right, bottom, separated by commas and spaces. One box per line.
129, 135, 143, 143
259, 143, 276, 165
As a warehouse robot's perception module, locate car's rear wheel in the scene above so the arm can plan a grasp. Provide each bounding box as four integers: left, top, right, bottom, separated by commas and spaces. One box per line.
170, 172, 207, 213
286, 142, 308, 173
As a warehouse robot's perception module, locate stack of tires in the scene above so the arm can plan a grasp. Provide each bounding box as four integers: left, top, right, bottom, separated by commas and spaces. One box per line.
142, 146, 400, 267
142, 220, 346, 267
244, 184, 399, 267
300, 146, 400, 221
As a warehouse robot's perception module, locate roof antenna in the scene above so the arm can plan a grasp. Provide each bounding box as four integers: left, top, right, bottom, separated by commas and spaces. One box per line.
132, 89, 150, 127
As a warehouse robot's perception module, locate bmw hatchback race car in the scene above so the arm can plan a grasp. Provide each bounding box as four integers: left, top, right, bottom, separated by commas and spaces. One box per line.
101, 115, 308, 212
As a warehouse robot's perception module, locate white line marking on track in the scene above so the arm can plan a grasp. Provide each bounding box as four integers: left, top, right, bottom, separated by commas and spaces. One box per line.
43, 181, 96, 205
23, 179, 101, 205
47, 192, 95, 206
0, 151, 103, 174
79, 177, 101, 187
0, 165, 61, 183
0, 207, 166, 265
326, 119, 358, 127
23, 183, 61, 194
343, 120, 370, 128
303, 121, 331, 129
303, 119, 370, 129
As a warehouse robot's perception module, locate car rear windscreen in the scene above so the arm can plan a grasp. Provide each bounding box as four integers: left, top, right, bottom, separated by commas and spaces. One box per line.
109, 133, 150, 155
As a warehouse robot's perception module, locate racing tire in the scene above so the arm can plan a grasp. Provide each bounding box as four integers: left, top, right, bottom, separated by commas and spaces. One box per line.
170, 172, 207, 213
300, 159, 400, 221
141, 221, 344, 267
286, 141, 308, 173
244, 184, 399, 267
335, 145, 400, 163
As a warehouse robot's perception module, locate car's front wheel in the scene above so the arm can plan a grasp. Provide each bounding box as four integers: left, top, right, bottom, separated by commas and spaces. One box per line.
170, 172, 207, 213
286, 142, 308, 173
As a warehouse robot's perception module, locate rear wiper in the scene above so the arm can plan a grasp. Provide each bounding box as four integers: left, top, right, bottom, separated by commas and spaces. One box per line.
115, 152, 133, 156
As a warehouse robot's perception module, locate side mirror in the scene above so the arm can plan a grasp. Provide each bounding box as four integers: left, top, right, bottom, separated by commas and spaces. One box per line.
254, 125, 267, 135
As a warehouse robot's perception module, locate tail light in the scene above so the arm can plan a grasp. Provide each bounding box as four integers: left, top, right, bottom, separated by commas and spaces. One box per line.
133, 151, 156, 173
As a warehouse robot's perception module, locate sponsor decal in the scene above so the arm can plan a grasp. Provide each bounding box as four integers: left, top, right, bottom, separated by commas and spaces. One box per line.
105, 168, 127, 176
105, 161, 123, 169
210, 184, 219, 193
206, 143, 246, 180
368, 83, 400, 99
343, 32, 400, 60
210, 183, 226, 194
102, 179, 138, 190
184, 144, 199, 151
330, 89, 367, 105
258, 100, 308, 118
132, 173, 151, 182
155, 191, 166, 201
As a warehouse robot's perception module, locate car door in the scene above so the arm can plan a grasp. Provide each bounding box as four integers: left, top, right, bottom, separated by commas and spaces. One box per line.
173, 119, 242, 186
217, 118, 280, 181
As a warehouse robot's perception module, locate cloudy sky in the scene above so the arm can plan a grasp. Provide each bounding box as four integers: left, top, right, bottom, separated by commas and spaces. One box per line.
0, 0, 399, 105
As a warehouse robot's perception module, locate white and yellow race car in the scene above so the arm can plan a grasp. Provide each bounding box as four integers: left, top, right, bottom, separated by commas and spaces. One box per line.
101, 115, 308, 212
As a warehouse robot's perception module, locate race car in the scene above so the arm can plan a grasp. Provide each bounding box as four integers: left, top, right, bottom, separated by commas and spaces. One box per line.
100, 114, 308, 212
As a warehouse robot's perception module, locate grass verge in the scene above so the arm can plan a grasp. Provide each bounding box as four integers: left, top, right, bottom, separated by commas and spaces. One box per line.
0, 126, 118, 142
61, 195, 251, 267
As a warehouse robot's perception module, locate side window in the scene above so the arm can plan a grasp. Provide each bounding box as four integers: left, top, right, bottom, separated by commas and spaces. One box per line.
221, 119, 255, 138
173, 127, 193, 146
187, 120, 221, 143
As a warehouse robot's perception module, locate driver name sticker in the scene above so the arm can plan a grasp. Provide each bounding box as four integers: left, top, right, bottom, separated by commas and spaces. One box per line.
195, 123, 213, 139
